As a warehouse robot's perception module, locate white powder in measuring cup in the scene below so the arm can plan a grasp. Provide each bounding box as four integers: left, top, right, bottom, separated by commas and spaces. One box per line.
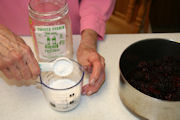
49, 79, 76, 89
48, 79, 81, 111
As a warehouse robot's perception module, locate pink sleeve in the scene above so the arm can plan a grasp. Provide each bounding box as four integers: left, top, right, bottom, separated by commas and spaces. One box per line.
79, 0, 116, 40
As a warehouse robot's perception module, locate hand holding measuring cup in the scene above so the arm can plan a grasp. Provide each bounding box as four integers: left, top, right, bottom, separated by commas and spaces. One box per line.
77, 29, 105, 96
39, 57, 84, 111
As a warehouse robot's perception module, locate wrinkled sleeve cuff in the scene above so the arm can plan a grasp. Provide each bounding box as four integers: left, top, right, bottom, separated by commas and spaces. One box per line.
80, 14, 105, 40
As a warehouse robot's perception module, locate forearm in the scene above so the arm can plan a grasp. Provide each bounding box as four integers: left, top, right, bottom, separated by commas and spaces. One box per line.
79, 0, 116, 40
80, 29, 98, 50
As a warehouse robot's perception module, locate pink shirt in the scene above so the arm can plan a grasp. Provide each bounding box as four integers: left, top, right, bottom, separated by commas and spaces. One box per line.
0, 0, 115, 39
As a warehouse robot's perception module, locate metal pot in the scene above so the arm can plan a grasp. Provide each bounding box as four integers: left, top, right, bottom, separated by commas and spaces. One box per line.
119, 38, 180, 120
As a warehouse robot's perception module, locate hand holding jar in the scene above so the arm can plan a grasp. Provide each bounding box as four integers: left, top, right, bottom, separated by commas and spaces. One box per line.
0, 24, 40, 80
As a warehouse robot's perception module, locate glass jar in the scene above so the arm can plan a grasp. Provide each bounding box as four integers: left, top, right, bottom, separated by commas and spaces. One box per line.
28, 0, 73, 62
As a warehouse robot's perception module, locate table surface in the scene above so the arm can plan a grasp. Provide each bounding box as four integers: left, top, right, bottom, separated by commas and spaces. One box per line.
0, 33, 179, 120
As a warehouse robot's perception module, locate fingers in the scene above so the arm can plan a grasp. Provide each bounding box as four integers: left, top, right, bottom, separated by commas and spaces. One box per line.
0, 58, 23, 80
89, 60, 101, 85
0, 49, 31, 80
88, 54, 105, 86
11, 50, 33, 79
12, 36, 40, 78
82, 68, 105, 96
18, 42, 40, 76
0, 57, 7, 70
16, 58, 32, 80
83, 65, 92, 73
0, 30, 40, 80
0, 47, 38, 80
1, 68, 12, 79
8, 64, 22, 80
82, 54, 105, 96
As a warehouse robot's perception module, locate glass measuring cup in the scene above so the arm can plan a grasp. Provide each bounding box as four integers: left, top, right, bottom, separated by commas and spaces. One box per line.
39, 57, 84, 111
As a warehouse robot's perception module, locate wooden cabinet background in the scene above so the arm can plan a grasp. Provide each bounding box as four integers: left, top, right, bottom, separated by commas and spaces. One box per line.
106, 0, 151, 34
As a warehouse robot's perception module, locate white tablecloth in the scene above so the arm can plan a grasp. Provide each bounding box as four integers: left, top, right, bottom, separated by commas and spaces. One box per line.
0, 33, 179, 120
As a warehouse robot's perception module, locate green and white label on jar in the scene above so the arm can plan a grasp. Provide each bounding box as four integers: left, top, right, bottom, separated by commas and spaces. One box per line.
35, 24, 66, 60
